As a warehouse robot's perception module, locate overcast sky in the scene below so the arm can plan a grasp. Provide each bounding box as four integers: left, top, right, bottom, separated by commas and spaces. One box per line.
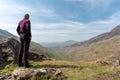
0, 0, 120, 42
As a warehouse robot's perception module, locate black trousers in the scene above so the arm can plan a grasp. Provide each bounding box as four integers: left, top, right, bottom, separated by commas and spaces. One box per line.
18, 34, 31, 67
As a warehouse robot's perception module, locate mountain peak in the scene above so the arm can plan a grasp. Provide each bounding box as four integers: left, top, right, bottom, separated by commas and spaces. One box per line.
110, 25, 120, 36
65, 40, 77, 43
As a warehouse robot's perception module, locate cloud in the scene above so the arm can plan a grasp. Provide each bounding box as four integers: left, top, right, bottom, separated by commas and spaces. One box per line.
88, 0, 112, 9
0, 22, 18, 35
33, 21, 84, 30
19, 10, 120, 42
1, 10, 120, 42
0, 0, 56, 18
34, 11, 120, 41
0, 0, 120, 42
0, 1, 30, 16
67, 0, 111, 4
65, 0, 83, 2
66, 0, 112, 8
90, 11, 120, 26
84, 11, 120, 35
0, 0, 57, 36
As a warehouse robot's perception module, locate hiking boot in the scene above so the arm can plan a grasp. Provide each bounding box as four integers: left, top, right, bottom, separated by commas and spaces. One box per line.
24, 64, 33, 68
18, 63, 24, 67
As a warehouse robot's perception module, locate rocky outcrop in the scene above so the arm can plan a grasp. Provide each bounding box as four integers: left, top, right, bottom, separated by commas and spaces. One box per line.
0, 38, 19, 63
0, 68, 64, 80
29, 52, 47, 61
12, 68, 64, 80
0, 38, 48, 64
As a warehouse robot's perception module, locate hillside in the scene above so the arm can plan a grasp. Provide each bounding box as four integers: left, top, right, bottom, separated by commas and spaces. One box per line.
0, 29, 52, 57
52, 25, 120, 61
40, 40, 78, 48
72, 25, 120, 47
0, 29, 17, 39
29, 41, 54, 57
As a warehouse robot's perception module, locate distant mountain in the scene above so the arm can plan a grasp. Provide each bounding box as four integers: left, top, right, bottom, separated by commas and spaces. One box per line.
52, 25, 120, 61
40, 40, 78, 48
72, 25, 120, 47
0, 29, 17, 39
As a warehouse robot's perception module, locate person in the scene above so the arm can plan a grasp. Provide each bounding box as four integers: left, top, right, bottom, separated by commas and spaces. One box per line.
16, 13, 32, 68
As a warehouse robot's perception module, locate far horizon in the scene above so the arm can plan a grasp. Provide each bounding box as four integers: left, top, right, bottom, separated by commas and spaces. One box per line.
0, 0, 120, 43
40, 40, 78, 43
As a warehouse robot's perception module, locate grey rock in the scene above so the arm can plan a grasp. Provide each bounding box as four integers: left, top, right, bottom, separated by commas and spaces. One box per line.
0, 73, 12, 80
0, 38, 19, 63
12, 68, 64, 80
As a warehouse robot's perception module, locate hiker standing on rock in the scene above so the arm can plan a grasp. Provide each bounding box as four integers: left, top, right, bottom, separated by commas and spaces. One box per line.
16, 13, 32, 68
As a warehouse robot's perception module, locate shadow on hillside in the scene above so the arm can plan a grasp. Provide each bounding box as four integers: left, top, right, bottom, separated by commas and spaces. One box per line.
32, 64, 87, 69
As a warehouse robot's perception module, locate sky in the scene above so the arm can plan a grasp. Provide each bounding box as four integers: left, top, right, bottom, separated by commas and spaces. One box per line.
0, 0, 120, 42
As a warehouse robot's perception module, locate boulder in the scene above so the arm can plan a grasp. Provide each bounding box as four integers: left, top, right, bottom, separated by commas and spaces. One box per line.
0, 73, 12, 80
29, 52, 47, 61
0, 38, 19, 63
12, 68, 64, 80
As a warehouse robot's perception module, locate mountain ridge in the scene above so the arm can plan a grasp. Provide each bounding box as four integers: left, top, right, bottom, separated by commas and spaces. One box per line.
0, 29, 17, 39
71, 25, 120, 47
40, 40, 78, 48
52, 25, 120, 61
